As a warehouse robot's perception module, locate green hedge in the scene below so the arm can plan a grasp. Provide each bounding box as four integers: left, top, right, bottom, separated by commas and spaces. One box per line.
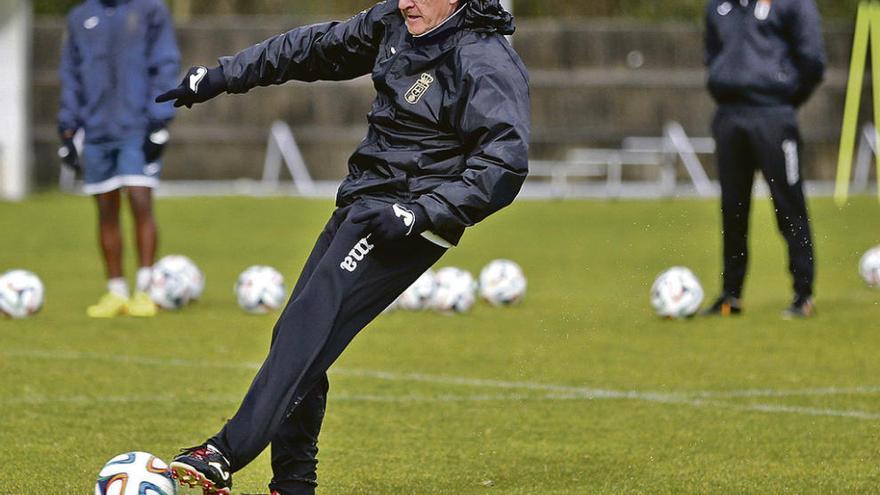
35, 0, 860, 20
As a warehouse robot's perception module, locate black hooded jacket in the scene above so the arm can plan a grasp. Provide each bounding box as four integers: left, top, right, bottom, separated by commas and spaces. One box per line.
704, 0, 826, 108
217, 0, 530, 245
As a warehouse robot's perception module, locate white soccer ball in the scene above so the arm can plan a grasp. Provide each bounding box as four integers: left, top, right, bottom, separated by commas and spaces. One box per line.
479, 259, 527, 306
398, 270, 437, 310
149, 256, 195, 310
235, 265, 287, 314
167, 255, 205, 300
0, 269, 45, 319
859, 245, 880, 288
650, 267, 704, 318
431, 267, 476, 314
94, 451, 176, 495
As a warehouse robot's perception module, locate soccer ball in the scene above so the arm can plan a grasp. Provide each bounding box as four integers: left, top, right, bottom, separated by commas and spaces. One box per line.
431, 267, 476, 314
478, 259, 527, 306
152, 255, 204, 302
235, 265, 287, 314
0, 269, 45, 319
94, 452, 176, 495
859, 245, 880, 287
398, 270, 437, 310
650, 267, 704, 318
149, 256, 195, 310
169, 255, 205, 300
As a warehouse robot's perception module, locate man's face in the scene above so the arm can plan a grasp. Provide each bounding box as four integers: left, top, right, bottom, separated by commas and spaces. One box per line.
399, 0, 460, 36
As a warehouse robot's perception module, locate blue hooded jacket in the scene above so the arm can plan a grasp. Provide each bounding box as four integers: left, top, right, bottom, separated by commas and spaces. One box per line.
59, 0, 180, 142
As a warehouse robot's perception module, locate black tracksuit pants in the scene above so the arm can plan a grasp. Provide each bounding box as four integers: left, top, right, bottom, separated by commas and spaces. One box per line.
208, 198, 448, 494
712, 105, 815, 299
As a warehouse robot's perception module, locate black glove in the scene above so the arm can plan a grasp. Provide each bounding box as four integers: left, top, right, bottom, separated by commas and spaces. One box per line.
143, 121, 170, 163
58, 130, 80, 173
350, 203, 431, 245
155, 65, 227, 108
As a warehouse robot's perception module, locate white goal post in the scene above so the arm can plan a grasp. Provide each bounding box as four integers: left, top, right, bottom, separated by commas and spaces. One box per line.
0, 0, 32, 201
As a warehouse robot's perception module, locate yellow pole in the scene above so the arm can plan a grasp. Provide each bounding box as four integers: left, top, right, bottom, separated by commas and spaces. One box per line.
835, 2, 872, 206
874, 4, 880, 201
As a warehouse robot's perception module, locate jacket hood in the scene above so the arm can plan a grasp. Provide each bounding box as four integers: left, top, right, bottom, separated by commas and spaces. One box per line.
462, 0, 515, 35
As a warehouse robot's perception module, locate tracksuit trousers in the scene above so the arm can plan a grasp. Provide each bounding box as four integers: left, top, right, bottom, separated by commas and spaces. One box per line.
712, 105, 815, 299
209, 198, 448, 494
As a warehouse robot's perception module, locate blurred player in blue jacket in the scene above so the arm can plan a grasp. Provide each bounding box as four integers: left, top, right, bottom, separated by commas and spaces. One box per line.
58, 0, 180, 318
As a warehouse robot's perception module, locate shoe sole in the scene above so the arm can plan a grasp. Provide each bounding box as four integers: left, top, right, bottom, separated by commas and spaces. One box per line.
782, 302, 815, 320
126, 309, 157, 317
169, 461, 231, 495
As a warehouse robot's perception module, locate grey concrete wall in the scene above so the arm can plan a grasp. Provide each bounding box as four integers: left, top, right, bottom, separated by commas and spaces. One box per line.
30, 17, 859, 187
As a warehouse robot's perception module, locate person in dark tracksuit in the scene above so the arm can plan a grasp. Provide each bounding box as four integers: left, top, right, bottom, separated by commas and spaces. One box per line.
702, 0, 826, 318
59, 0, 180, 318
155, 1, 529, 494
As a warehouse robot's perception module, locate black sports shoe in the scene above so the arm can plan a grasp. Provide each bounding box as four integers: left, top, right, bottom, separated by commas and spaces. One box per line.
782, 295, 815, 319
701, 294, 743, 316
169, 443, 232, 495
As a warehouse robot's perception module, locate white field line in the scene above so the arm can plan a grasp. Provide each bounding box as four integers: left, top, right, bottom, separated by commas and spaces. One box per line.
0, 393, 533, 407
3, 349, 880, 420
7, 349, 879, 400
543, 394, 880, 420
3, 392, 880, 421
332, 368, 880, 400
689, 386, 880, 399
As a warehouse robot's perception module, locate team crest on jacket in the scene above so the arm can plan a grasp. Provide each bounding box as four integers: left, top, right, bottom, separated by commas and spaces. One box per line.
84, 16, 99, 29
405, 73, 435, 104
755, 0, 772, 20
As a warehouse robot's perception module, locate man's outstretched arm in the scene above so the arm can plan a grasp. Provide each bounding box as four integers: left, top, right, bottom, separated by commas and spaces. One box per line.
157, 1, 393, 108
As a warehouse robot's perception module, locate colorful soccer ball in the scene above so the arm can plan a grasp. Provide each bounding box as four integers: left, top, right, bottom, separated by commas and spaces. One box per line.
859, 245, 880, 288
431, 267, 476, 314
478, 259, 527, 306
0, 269, 45, 319
235, 265, 287, 314
94, 452, 176, 495
398, 270, 437, 311
650, 267, 704, 318
148, 256, 195, 310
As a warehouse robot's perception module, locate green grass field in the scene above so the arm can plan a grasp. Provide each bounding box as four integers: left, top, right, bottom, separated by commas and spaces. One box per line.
2, 193, 879, 494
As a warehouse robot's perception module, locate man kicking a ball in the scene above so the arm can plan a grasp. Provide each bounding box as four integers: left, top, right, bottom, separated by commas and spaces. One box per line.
156, 0, 530, 493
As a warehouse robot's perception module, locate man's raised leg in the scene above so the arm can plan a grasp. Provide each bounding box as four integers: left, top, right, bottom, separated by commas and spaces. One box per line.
171, 201, 446, 494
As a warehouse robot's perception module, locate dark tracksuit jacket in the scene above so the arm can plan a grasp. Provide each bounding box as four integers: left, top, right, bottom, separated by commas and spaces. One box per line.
704, 0, 826, 298
59, 0, 179, 142
219, 0, 529, 247
205, 2, 530, 493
